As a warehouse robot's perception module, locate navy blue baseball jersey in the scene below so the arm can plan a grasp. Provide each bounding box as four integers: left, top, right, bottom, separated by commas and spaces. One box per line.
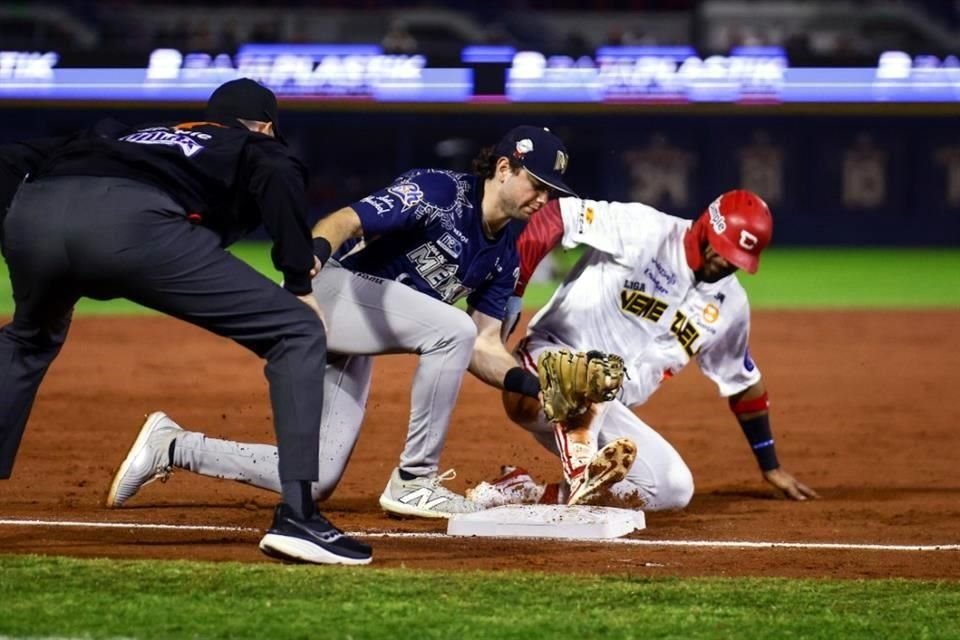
338, 169, 522, 321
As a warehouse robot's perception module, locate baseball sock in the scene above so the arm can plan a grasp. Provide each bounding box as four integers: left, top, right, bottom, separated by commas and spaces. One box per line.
539, 483, 563, 504
281, 480, 314, 519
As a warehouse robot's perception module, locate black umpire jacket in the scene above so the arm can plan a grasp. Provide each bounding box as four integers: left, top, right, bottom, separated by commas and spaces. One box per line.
0, 119, 315, 295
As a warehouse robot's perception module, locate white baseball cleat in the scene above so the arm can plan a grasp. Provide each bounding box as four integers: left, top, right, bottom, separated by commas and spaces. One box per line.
467, 466, 546, 508
567, 437, 637, 506
379, 468, 481, 519
106, 411, 182, 508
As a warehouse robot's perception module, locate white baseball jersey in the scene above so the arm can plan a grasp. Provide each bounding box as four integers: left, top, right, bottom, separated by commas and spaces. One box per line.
528, 197, 762, 407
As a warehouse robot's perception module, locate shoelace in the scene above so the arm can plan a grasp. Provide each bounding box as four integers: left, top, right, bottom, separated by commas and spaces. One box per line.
431, 468, 457, 486
143, 465, 172, 488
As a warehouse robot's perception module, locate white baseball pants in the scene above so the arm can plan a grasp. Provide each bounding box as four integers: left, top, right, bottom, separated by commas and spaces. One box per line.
171, 262, 477, 500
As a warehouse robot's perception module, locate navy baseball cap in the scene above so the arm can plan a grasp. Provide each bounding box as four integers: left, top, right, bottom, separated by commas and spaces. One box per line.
494, 125, 576, 196
205, 78, 285, 143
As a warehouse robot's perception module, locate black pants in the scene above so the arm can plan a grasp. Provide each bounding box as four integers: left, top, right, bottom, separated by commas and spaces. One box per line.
0, 176, 326, 483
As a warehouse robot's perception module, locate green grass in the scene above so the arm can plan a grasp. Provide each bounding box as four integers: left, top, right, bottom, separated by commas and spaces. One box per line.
1, 245, 959, 315
1, 555, 958, 640
734, 248, 960, 308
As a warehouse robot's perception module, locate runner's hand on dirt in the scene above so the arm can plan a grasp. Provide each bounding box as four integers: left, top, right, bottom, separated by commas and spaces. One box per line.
762, 467, 820, 501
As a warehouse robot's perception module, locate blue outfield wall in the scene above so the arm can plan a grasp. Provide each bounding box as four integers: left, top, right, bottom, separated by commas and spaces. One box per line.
2, 105, 959, 246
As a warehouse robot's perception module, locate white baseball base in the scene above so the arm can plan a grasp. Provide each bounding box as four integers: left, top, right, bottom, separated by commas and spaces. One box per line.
447, 504, 645, 540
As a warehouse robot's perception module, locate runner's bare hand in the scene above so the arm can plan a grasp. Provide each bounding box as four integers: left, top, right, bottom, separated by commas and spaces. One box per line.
762, 467, 820, 501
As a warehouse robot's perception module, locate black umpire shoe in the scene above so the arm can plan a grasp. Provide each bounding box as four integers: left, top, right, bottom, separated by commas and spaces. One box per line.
259, 503, 373, 565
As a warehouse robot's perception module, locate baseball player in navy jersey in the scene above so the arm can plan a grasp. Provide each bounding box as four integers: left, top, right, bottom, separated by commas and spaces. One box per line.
470, 190, 819, 510
108, 125, 579, 518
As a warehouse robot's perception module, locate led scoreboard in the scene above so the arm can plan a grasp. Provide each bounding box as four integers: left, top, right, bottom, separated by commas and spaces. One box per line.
1, 44, 958, 103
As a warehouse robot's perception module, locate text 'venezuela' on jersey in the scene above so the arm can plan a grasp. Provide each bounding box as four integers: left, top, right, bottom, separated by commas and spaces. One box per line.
338, 169, 522, 321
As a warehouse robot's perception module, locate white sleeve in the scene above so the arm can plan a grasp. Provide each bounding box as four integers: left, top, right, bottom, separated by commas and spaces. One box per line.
558, 198, 669, 264
558, 197, 629, 259
696, 301, 762, 398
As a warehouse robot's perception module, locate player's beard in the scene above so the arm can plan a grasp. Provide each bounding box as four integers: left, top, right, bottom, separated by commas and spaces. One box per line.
501, 195, 535, 222
695, 262, 737, 283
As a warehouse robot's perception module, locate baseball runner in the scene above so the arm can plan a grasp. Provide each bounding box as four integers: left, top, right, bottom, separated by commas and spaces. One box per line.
0, 79, 371, 565
106, 126, 625, 518
470, 190, 819, 510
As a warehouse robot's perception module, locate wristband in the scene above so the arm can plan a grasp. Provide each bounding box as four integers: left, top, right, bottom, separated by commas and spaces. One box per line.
313, 236, 332, 267
737, 413, 780, 471
729, 391, 769, 415
504, 367, 540, 399
282, 271, 312, 296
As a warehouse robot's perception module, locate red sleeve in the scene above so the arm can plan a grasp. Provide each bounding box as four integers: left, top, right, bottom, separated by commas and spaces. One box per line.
516, 199, 564, 295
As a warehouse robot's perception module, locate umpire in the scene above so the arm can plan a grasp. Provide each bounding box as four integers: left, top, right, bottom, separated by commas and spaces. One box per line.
0, 78, 371, 565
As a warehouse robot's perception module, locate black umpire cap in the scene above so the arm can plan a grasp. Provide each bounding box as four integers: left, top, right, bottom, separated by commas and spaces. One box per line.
205, 78, 285, 143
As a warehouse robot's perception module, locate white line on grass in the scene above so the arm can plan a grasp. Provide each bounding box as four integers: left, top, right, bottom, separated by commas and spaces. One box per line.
1, 517, 957, 552
0, 518, 258, 532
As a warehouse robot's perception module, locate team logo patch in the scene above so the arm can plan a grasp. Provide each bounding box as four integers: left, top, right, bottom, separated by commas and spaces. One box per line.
708, 198, 726, 233
739, 229, 759, 250
702, 303, 720, 324
515, 138, 534, 157
387, 182, 424, 212
744, 347, 756, 372
119, 128, 207, 158
436, 232, 462, 258
585, 207, 594, 224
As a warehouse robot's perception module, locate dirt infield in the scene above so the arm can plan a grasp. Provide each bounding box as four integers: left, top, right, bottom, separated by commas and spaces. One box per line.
2, 311, 958, 579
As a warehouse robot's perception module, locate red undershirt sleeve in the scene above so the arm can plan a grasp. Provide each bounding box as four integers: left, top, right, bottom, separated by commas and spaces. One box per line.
516, 199, 564, 296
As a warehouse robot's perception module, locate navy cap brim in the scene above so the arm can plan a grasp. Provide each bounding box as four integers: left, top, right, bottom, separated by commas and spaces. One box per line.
524, 166, 577, 197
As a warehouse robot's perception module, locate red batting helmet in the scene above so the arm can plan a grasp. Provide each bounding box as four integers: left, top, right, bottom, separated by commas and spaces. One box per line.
684, 190, 773, 274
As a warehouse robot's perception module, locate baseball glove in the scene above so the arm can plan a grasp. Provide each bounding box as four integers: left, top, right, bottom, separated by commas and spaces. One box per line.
537, 349, 626, 423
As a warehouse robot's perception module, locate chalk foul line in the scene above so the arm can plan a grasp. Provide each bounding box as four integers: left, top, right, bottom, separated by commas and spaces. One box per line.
1, 518, 957, 552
